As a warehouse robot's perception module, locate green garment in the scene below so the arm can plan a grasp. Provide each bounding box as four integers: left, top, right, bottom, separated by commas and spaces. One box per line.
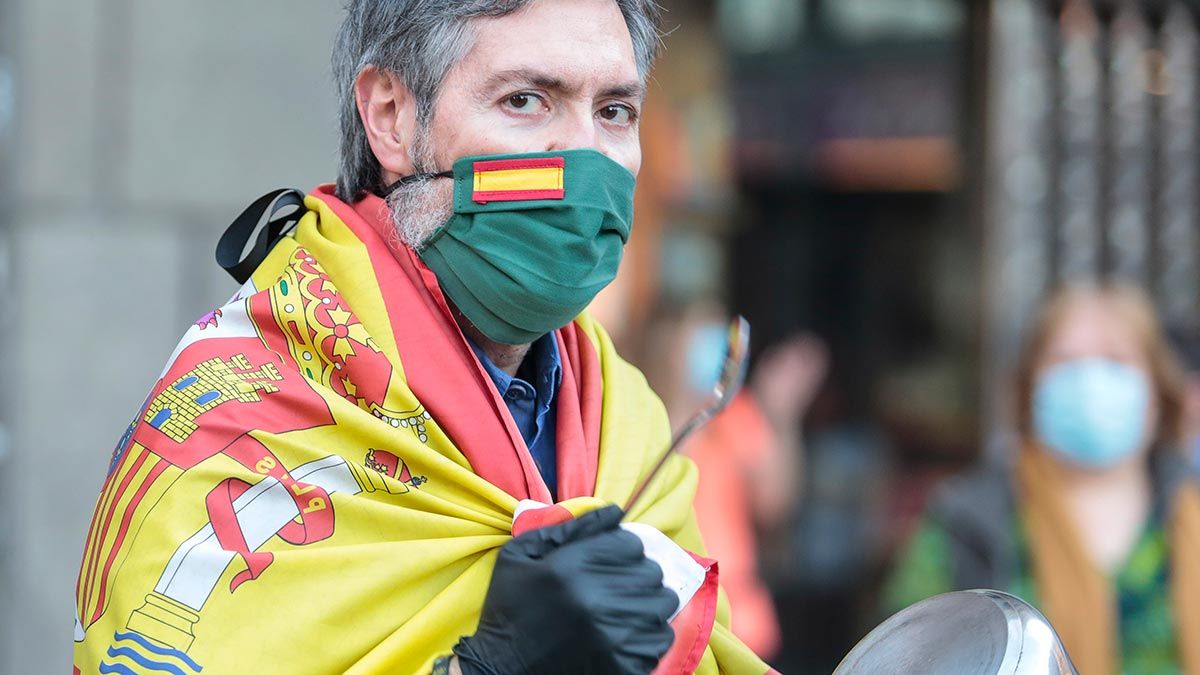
419, 149, 635, 345
885, 514, 1179, 674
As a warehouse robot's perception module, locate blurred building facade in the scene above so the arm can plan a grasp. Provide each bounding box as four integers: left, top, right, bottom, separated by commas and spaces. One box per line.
712, 2, 979, 670
984, 0, 1200, 456
706, 0, 1200, 671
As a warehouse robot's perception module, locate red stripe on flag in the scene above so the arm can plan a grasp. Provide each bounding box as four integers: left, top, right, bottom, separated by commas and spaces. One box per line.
652, 554, 720, 675
81, 449, 148, 615
89, 458, 168, 624
472, 156, 564, 173
76, 467, 120, 603
511, 503, 576, 538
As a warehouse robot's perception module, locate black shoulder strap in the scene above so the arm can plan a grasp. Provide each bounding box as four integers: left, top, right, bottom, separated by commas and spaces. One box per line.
216, 189, 308, 284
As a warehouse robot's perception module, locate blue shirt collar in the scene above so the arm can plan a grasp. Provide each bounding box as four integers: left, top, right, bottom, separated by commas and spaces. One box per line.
468, 332, 563, 404
467, 332, 563, 499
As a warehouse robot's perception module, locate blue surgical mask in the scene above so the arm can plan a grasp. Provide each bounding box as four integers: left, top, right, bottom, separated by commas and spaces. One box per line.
1033, 358, 1150, 468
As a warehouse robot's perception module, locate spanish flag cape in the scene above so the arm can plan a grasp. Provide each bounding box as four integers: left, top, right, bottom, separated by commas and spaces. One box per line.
73, 186, 769, 674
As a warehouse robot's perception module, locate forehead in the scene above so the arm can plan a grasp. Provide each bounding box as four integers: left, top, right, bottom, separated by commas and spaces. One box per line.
1044, 299, 1143, 357
456, 0, 640, 87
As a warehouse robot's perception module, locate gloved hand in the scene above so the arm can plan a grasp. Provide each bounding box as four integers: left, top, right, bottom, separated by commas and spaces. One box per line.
453, 504, 677, 674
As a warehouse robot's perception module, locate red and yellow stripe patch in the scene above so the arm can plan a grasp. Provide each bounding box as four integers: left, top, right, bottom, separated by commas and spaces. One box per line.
472, 157, 565, 204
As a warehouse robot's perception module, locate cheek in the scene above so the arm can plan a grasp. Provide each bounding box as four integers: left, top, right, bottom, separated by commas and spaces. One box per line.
426, 104, 517, 164
625, 149, 642, 177
434, 121, 550, 164
595, 125, 641, 174
619, 132, 642, 173
606, 141, 641, 178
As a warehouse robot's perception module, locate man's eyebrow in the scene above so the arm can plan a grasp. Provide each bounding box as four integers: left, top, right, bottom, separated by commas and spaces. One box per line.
601, 82, 647, 101
483, 69, 575, 94
482, 69, 646, 101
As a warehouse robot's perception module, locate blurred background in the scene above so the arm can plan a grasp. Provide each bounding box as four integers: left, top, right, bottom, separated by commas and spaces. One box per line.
2, 0, 1199, 673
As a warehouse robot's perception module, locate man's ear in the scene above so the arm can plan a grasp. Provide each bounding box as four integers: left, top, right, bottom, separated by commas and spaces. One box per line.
355, 66, 420, 181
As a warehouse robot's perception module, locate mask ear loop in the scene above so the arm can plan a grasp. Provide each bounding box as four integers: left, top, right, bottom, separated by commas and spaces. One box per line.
375, 170, 454, 198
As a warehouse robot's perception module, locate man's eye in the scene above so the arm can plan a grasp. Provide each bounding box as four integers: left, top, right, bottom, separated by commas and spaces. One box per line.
599, 104, 636, 126
504, 93, 542, 113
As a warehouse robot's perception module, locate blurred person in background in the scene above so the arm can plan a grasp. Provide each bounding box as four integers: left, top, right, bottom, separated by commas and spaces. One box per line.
1168, 323, 1200, 471
885, 282, 1200, 675
69, 1, 771, 673
672, 307, 828, 661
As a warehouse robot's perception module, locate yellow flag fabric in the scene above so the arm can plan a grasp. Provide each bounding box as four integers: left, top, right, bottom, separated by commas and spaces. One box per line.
73, 186, 768, 674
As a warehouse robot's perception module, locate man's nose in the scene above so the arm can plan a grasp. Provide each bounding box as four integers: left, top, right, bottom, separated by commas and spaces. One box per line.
544, 108, 599, 153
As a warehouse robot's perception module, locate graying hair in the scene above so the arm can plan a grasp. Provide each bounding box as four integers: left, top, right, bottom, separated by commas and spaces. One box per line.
332, 0, 664, 202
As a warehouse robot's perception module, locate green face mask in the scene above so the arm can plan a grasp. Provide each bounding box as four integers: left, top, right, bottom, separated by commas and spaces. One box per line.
408, 149, 635, 345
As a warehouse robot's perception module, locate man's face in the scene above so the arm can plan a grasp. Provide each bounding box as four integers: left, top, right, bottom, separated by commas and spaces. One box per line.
425, 0, 645, 176
384, 0, 645, 249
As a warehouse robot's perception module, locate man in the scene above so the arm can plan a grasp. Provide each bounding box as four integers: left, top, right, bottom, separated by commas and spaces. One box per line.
72, 1, 770, 673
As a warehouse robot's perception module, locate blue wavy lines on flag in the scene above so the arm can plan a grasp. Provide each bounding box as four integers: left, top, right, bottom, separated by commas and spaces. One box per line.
113, 631, 202, 671
99, 631, 203, 674
99, 662, 139, 675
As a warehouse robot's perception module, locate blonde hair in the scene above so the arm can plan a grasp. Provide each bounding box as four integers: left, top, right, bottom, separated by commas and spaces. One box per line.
1014, 282, 1187, 451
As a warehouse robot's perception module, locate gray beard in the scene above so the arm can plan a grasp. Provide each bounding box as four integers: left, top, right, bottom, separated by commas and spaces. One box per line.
383, 129, 452, 250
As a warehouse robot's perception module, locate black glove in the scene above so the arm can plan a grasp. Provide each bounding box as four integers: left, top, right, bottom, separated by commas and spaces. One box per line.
453, 504, 677, 675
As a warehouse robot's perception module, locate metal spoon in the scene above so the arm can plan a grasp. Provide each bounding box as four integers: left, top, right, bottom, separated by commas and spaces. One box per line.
623, 315, 751, 515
